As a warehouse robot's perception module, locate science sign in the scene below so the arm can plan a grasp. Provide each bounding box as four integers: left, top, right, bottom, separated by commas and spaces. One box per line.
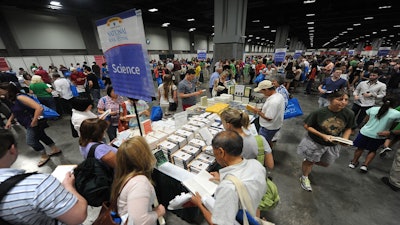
96, 9, 154, 101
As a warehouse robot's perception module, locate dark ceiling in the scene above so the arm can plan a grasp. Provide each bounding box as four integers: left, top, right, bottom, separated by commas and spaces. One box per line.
1, 0, 400, 49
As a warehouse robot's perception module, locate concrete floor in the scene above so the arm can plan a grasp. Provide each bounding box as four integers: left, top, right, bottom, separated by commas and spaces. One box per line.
9, 80, 400, 225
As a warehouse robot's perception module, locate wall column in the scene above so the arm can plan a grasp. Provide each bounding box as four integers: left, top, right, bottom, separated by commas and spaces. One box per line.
213, 0, 247, 61
76, 16, 102, 55
274, 26, 289, 49
0, 10, 21, 56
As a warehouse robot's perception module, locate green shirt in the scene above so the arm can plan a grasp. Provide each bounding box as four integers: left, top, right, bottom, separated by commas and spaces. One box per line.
29, 83, 52, 98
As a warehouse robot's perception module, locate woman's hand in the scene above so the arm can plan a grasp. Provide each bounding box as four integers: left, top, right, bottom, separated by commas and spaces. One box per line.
323, 134, 333, 142
154, 204, 166, 217
30, 119, 38, 127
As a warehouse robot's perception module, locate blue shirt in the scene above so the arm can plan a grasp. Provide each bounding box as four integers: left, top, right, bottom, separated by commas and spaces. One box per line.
209, 72, 220, 88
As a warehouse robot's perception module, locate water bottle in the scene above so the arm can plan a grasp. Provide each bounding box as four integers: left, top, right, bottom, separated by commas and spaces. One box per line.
110, 211, 122, 224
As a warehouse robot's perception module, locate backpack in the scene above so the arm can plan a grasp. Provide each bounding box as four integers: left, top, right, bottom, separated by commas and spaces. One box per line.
74, 143, 114, 207
0, 172, 37, 225
254, 135, 280, 211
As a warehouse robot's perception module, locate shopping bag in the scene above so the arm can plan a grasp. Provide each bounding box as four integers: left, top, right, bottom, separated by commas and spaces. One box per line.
156, 77, 163, 86
284, 98, 303, 119
29, 95, 60, 119
254, 73, 265, 84
70, 84, 79, 97
150, 106, 163, 121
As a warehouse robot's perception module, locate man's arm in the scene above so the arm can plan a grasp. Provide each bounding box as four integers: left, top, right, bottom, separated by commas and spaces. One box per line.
191, 192, 214, 225
57, 172, 88, 225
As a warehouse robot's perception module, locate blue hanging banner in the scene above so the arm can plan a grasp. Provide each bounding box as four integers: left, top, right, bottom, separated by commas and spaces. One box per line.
197, 50, 207, 60
293, 50, 303, 59
377, 47, 391, 57
96, 9, 155, 102
274, 48, 287, 63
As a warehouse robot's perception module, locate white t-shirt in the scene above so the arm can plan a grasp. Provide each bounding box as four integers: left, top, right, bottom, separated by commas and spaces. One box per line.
158, 83, 177, 104
259, 92, 285, 130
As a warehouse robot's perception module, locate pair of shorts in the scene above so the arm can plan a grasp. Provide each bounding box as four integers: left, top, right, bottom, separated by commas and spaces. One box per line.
297, 134, 341, 165
353, 133, 385, 152
259, 126, 280, 143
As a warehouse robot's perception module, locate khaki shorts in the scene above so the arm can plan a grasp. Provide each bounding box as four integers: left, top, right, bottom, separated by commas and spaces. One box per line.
297, 134, 341, 165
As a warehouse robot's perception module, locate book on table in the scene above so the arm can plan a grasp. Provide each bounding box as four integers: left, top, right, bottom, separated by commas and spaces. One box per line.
181, 170, 218, 197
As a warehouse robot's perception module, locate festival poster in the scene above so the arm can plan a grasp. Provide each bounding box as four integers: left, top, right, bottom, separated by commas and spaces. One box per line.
96, 9, 155, 101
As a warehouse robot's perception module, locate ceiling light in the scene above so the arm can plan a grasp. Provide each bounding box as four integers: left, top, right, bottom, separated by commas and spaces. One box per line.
212, 25, 214, 28
381, 29, 388, 32
342, 31, 348, 34
307, 22, 314, 25
50, 1, 61, 6
248, 34, 253, 37
347, 28, 353, 30
261, 38, 265, 40
271, 30, 276, 32
189, 28, 196, 32
306, 13, 315, 17
148, 8, 158, 12
364, 17, 374, 20
309, 30, 314, 33
161, 23, 170, 27
248, 39, 252, 42
378, 6, 392, 9
252, 20, 260, 23
353, 23, 361, 26
211, 33, 215, 36
256, 37, 260, 39
372, 32, 377, 34
393, 25, 400, 28
308, 27, 314, 29
389, 35, 394, 37
365, 35, 370, 37
263, 26, 270, 28
187, 18, 195, 22
303, 0, 316, 4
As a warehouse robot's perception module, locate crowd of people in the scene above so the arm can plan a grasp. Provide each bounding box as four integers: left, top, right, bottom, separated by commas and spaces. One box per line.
0, 53, 399, 224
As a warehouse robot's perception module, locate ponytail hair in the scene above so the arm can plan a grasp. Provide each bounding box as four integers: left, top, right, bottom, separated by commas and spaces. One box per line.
220, 108, 250, 129
376, 95, 398, 120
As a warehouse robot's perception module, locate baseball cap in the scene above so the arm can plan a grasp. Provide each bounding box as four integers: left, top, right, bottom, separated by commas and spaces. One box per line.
254, 80, 274, 92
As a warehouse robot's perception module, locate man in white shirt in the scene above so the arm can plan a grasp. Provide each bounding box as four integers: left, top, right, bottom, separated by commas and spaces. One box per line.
209, 67, 222, 95
352, 68, 387, 127
253, 80, 286, 148
190, 131, 266, 225
52, 73, 73, 116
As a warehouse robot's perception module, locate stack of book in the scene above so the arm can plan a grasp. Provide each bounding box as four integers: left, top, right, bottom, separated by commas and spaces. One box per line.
189, 138, 206, 148
181, 145, 202, 157
174, 129, 195, 141
157, 140, 179, 161
189, 159, 211, 173
167, 134, 188, 149
196, 152, 216, 165
172, 150, 194, 169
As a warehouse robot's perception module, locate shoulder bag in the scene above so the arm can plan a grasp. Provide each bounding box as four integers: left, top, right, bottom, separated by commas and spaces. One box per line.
225, 174, 275, 225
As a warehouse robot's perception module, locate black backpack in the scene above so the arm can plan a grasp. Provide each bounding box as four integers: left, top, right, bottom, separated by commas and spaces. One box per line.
74, 143, 114, 207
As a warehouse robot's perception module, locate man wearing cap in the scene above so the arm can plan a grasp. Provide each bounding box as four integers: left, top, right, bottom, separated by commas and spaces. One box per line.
252, 80, 285, 147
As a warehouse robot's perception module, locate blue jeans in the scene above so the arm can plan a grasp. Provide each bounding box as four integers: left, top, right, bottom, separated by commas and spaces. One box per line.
26, 121, 55, 151
90, 89, 101, 108
259, 126, 280, 143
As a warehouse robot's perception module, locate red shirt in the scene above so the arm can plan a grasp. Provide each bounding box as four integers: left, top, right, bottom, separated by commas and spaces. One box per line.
70, 71, 86, 85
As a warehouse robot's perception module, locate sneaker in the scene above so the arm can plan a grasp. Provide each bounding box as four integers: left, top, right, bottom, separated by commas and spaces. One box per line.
360, 165, 368, 173
300, 176, 312, 192
348, 161, 359, 169
379, 147, 392, 158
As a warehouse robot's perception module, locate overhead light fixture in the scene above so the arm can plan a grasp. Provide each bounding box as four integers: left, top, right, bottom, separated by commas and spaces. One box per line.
303, 0, 316, 4
189, 28, 196, 32
307, 22, 314, 25
347, 28, 353, 30
211, 33, 215, 36
365, 35, 370, 37
271, 30, 276, 32
309, 30, 314, 33
389, 35, 394, 37
381, 29, 388, 32
50, 1, 61, 6
212, 25, 214, 28
248, 39, 252, 42
394, 25, 400, 28
353, 23, 361, 26
263, 26, 270, 29
161, 23, 170, 27
187, 18, 195, 22
364, 17, 374, 20
148, 8, 158, 12
372, 31, 377, 34
342, 31, 348, 34
256, 37, 260, 39
252, 20, 260, 23
248, 34, 253, 37
308, 27, 314, 29
261, 38, 265, 40
378, 6, 392, 9
306, 13, 315, 17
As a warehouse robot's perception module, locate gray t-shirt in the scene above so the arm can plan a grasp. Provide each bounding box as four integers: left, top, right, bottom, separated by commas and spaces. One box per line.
242, 134, 271, 159
178, 79, 197, 106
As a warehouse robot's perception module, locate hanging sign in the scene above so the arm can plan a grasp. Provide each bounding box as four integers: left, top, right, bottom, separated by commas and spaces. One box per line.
274, 48, 287, 63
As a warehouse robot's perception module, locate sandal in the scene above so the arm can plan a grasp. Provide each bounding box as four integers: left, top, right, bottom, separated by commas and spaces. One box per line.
49, 150, 62, 157
38, 156, 50, 167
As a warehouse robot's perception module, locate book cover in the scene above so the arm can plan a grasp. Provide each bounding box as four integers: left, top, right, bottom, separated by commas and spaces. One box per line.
181, 170, 218, 197
51, 165, 77, 182
331, 136, 353, 145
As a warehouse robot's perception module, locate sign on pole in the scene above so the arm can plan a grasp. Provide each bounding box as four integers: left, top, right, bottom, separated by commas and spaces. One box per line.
274, 48, 287, 63
96, 9, 154, 101
197, 50, 207, 60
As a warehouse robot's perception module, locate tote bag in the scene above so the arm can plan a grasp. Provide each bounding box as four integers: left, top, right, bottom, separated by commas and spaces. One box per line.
29, 95, 60, 119
284, 98, 303, 119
